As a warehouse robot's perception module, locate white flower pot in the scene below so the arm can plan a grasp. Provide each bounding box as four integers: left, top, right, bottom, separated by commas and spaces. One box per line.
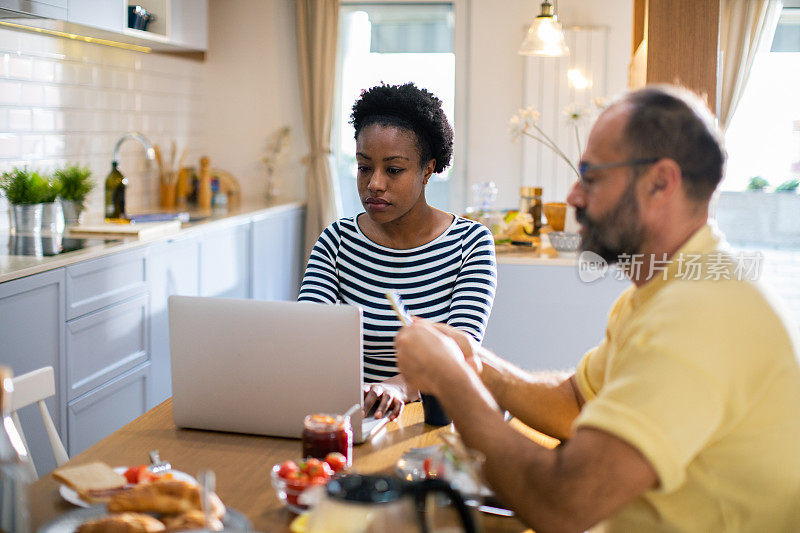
12, 203, 43, 234
41, 201, 65, 233
60, 199, 83, 226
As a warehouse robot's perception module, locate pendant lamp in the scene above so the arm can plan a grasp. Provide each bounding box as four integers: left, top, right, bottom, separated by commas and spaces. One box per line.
518, 0, 569, 57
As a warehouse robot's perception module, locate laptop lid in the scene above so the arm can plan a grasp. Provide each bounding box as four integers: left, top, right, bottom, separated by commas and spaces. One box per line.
169, 296, 365, 439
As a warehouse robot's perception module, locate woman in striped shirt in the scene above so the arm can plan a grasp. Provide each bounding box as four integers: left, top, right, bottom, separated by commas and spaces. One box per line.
299, 83, 496, 420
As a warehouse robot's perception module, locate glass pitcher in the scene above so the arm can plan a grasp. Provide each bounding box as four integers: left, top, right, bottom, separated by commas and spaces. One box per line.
304, 473, 477, 533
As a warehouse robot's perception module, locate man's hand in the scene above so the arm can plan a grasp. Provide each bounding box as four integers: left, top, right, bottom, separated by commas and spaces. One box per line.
395, 320, 474, 396
427, 322, 483, 374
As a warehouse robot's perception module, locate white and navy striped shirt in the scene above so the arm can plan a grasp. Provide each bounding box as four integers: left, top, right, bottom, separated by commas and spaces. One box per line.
298, 215, 497, 383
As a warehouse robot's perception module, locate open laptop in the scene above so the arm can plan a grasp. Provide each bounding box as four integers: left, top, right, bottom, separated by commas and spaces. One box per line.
168, 296, 390, 443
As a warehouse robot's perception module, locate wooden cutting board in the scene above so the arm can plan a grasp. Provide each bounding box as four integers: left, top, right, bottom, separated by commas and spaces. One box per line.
69, 220, 182, 240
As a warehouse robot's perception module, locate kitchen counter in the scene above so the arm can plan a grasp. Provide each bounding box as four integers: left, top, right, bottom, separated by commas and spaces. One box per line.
494, 238, 580, 267
0, 201, 304, 284
495, 248, 579, 266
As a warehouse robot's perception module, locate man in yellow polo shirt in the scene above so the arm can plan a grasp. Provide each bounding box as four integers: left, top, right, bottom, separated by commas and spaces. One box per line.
395, 85, 800, 531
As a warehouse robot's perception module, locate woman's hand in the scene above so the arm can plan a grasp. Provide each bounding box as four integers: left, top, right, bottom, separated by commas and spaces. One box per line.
362, 375, 415, 420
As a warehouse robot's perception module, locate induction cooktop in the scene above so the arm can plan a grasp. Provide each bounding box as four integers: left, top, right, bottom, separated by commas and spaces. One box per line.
2, 233, 121, 257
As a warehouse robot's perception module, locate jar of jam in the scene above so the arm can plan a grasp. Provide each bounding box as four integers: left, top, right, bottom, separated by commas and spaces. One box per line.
302, 414, 353, 466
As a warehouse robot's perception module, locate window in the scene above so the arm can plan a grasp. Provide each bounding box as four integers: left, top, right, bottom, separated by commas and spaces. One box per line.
332, 3, 457, 218
723, 5, 800, 191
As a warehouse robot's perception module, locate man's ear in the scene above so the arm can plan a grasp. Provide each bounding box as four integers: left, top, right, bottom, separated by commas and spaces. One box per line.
646, 158, 681, 200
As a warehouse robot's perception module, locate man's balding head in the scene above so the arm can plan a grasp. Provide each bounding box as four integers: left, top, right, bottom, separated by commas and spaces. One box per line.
608, 85, 726, 203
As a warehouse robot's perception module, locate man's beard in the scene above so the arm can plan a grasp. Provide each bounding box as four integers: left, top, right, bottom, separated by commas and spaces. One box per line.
575, 181, 645, 264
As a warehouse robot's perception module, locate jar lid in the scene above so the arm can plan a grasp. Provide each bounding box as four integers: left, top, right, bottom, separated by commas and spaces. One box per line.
520, 186, 543, 197
304, 413, 346, 432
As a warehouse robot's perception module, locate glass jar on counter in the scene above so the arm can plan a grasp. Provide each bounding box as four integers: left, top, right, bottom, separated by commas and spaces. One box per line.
302, 414, 353, 467
520, 186, 543, 236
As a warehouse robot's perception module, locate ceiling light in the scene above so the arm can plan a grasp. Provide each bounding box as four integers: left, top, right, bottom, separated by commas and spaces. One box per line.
518, 1, 569, 57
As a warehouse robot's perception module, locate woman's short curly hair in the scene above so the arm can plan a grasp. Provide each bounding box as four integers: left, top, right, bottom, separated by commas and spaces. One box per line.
350, 82, 453, 174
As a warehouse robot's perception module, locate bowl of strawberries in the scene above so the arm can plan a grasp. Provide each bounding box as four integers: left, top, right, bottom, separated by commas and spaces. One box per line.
271, 453, 347, 513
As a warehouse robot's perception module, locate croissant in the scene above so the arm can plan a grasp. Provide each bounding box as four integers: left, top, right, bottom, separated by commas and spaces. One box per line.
107, 479, 225, 519
162, 510, 223, 532
76, 512, 165, 533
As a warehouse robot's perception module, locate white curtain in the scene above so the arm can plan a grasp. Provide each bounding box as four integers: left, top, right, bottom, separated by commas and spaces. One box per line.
296, 0, 341, 258
718, 0, 783, 131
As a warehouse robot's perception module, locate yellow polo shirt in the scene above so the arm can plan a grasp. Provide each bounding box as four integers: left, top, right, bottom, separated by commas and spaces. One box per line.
574, 225, 800, 532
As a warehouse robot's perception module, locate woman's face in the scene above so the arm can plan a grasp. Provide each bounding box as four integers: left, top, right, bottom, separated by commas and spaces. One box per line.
356, 124, 435, 224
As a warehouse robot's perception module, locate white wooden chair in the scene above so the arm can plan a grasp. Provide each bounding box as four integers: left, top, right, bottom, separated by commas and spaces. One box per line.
10, 366, 69, 480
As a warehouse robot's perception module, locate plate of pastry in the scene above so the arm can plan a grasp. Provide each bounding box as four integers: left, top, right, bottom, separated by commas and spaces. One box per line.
46, 462, 251, 531
54, 462, 196, 508
39, 506, 251, 532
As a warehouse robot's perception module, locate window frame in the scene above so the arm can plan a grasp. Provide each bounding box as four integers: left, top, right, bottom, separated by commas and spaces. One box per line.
335, 0, 470, 212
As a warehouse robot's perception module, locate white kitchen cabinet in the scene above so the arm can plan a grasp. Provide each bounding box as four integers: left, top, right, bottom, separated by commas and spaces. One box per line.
0, 204, 304, 472
164, 0, 208, 50
65, 293, 149, 402
200, 219, 251, 299
67, 0, 123, 32
67, 362, 150, 456
146, 234, 200, 407
0, 269, 66, 477
64, 247, 150, 457
483, 262, 629, 372
251, 206, 306, 301
61, 0, 209, 52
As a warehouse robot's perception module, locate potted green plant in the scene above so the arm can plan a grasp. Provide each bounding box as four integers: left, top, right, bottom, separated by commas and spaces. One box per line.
0, 167, 49, 233
40, 176, 63, 233
775, 178, 799, 193
54, 164, 94, 225
746, 176, 769, 191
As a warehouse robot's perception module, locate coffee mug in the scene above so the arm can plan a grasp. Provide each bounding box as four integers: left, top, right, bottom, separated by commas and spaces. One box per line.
420, 393, 451, 426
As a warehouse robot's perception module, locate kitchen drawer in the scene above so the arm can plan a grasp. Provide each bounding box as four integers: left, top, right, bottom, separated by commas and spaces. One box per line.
65, 293, 149, 401
66, 248, 147, 320
67, 362, 150, 456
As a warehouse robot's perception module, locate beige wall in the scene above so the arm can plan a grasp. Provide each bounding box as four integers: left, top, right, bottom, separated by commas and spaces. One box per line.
202, 0, 307, 205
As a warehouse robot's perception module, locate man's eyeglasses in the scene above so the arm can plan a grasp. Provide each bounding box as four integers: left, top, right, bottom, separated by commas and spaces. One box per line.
578, 158, 660, 185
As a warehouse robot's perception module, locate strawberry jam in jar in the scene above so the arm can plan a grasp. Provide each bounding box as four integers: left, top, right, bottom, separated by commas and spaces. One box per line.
302, 414, 352, 466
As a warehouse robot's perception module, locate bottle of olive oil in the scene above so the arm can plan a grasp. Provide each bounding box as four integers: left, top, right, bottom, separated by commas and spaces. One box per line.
105, 161, 127, 219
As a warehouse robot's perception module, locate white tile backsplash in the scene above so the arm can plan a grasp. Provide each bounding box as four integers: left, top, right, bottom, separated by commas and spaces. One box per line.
8, 108, 30, 130
0, 80, 20, 104
0, 26, 204, 222
8, 56, 33, 80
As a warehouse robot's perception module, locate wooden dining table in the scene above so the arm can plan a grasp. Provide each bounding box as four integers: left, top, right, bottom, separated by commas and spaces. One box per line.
31, 399, 554, 532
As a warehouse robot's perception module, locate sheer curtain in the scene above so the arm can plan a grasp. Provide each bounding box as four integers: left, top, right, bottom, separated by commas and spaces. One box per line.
296, 0, 341, 257
718, 0, 783, 131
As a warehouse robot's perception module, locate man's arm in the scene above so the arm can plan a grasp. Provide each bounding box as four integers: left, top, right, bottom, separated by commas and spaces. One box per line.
430, 323, 583, 440
396, 322, 657, 532
479, 349, 582, 440
446, 375, 656, 532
